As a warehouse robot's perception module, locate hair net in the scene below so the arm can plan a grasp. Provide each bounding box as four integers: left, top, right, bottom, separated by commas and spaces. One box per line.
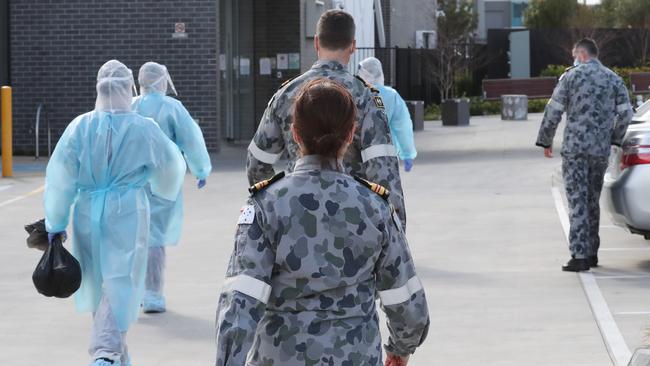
138, 62, 177, 96
357, 57, 385, 86
95, 60, 135, 113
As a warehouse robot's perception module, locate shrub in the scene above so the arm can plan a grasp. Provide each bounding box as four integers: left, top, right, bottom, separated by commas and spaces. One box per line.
424, 103, 441, 120
528, 98, 549, 113
424, 97, 549, 120
540, 64, 650, 92
469, 97, 501, 116
540, 64, 567, 78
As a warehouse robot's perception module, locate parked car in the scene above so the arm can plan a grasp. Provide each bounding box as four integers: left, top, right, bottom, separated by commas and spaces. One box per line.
603, 100, 650, 239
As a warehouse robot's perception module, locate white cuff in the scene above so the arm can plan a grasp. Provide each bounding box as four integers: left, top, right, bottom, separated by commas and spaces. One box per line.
378, 276, 423, 306
222, 275, 272, 304
361, 144, 397, 162
617, 103, 630, 113
547, 99, 564, 111
248, 141, 281, 165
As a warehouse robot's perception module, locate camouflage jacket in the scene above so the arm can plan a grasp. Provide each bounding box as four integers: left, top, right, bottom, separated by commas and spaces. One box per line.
246, 59, 407, 231
536, 59, 633, 157
216, 155, 429, 366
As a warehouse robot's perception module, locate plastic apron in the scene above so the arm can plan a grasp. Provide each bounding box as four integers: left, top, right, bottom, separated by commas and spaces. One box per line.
132, 93, 212, 247
44, 111, 185, 331
376, 85, 417, 161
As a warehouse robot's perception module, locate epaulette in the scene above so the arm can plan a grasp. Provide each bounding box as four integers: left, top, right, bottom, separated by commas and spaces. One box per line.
280, 76, 296, 89
249, 171, 285, 195
353, 176, 390, 201
354, 75, 384, 108
559, 65, 577, 82
354, 75, 380, 94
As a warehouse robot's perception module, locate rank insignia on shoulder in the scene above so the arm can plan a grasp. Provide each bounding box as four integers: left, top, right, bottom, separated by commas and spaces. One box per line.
249, 171, 285, 195
280, 76, 296, 88
373, 95, 385, 109
353, 176, 390, 201
355, 74, 370, 87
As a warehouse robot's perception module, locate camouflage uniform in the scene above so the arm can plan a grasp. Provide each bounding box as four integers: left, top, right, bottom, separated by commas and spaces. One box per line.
246, 60, 406, 231
216, 155, 429, 366
536, 59, 633, 258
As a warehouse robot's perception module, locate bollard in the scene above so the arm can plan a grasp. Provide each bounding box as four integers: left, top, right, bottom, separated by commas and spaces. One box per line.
1, 86, 12, 177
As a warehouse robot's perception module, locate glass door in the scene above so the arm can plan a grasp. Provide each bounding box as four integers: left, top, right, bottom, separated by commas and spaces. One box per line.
219, 0, 254, 141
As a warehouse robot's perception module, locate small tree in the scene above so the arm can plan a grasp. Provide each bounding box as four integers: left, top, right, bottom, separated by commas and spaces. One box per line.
524, 0, 577, 28
427, 0, 478, 100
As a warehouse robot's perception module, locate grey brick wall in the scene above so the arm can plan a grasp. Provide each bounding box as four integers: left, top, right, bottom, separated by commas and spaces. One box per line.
9, 0, 219, 154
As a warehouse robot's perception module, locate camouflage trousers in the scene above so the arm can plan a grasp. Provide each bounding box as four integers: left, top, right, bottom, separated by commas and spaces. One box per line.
562, 155, 609, 259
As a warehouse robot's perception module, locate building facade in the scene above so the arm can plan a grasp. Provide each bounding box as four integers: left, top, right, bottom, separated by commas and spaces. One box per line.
1, 0, 434, 154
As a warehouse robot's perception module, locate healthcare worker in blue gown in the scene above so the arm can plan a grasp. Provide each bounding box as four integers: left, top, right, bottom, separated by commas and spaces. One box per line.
358, 57, 417, 172
132, 62, 212, 313
44, 60, 186, 366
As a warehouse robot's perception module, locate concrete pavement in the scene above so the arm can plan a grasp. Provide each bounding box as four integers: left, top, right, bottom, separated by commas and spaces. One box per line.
1, 113, 649, 365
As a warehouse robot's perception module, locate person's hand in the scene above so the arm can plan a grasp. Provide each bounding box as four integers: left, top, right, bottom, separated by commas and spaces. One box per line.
385, 353, 409, 366
197, 178, 207, 189
47, 231, 67, 244
544, 147, 553, 158
404, 159, 414, 172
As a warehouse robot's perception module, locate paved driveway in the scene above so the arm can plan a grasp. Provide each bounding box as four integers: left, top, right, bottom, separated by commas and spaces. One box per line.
1, 113, 648, 365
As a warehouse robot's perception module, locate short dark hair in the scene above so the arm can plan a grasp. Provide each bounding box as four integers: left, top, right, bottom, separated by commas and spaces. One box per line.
316, 10, 355, 50
575, 38, 599, 57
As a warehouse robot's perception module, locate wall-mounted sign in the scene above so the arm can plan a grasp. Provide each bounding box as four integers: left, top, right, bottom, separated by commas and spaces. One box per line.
172, 22, 188, 39
277, 54, 288, 70
288, 53, 300, 70
240, 58, 250, 76
259, 58, 272, 75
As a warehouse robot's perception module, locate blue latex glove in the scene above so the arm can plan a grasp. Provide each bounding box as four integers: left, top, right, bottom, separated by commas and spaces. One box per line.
404, 159, 414, 172
197, 178, 207, 189
48, 231, 67, 244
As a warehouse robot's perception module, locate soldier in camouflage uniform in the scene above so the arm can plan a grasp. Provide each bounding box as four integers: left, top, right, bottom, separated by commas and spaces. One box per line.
536, 38, 633, 272
246, 10, 406, 231
216, 79, 429, 366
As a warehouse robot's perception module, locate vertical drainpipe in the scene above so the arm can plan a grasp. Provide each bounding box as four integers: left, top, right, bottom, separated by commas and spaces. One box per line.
0, 0, 9, 86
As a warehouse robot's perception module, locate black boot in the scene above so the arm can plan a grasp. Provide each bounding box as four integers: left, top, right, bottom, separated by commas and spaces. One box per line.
562, 258, 590, 272
588, 256, 598, 268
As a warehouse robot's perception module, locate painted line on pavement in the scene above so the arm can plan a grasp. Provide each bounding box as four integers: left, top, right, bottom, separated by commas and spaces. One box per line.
0, 184, 13, 192
615, 311, 650, 316
600, 247, 650, 252
0, 185, 44, 208
594, 274, 650, 279
551, 186, 632, 366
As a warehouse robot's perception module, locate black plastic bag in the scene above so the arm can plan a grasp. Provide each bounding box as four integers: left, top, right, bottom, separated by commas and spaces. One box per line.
24, 218, 49, 251
32, 234, 81, 298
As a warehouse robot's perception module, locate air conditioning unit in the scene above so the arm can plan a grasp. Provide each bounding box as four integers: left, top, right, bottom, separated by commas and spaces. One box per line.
415, 30, 437, 49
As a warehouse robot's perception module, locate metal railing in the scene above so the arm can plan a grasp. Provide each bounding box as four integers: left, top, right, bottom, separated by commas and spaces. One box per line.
34, 103, 51, 159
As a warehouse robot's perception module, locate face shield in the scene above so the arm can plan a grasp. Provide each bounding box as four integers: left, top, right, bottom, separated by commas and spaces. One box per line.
357, 57, 385, 86
95, 60, 136, 113
138, 62, 177, 96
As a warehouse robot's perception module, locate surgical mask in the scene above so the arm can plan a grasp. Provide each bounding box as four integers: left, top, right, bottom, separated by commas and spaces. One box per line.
573, 58, 580, 67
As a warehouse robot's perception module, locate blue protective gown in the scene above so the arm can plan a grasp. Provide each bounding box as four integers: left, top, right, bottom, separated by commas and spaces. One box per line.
132, 93, 212, 247
376, 85, 417, 160
44, 111, 186, 331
